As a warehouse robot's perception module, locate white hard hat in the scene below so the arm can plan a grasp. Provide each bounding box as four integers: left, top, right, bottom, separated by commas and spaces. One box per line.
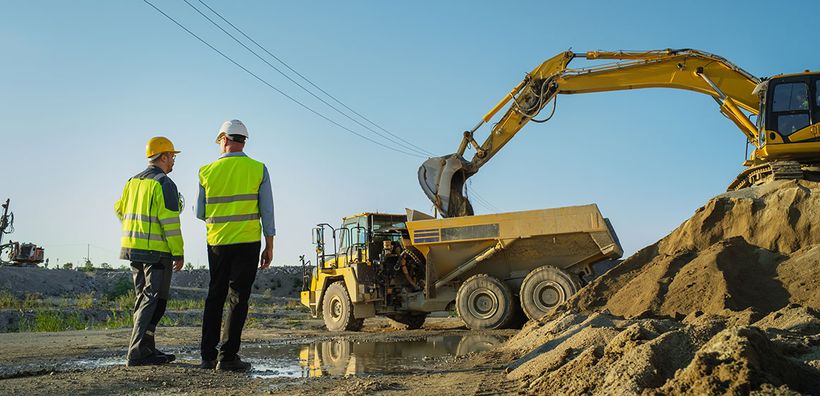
216, 119, 248, 143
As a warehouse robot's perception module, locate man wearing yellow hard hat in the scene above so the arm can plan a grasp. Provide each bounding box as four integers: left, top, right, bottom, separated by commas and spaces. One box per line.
115, 136, 185, 366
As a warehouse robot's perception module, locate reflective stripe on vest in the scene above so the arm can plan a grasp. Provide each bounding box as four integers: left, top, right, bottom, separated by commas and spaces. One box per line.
123, 230, 165, 241
200, 156, 264, 245
119, 177, 174, 254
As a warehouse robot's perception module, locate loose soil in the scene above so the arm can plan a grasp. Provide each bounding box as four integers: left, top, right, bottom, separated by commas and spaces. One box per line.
505, 180, 820, 395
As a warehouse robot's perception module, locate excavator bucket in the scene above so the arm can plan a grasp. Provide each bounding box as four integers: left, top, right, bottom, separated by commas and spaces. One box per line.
418, 154, 475, 218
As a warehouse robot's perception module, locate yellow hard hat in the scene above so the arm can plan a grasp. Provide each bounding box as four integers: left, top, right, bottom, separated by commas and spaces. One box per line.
146, 136, 181, 158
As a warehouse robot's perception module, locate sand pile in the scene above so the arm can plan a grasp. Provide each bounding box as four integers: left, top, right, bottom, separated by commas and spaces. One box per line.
564, 179, 820, 319
505, 307, 820, 395
503, 180, 820, 394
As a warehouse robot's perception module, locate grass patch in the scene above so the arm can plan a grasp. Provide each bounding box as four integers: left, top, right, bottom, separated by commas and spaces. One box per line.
22, 293, 45, 309
20, 311, 89, 332
106, 278, 133, 299
283, 299, 307, 311
76, 293, 95, 310
166, 299, 204, 311
0, 290, 17, 309
97, 310, 132, 330
112, 290, 136, 311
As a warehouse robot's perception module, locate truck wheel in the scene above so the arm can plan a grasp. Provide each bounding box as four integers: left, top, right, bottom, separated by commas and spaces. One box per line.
387, 314, 427, 330
322, 281, 362, 331
519, 265, 580, 321
456, 274, 515, 330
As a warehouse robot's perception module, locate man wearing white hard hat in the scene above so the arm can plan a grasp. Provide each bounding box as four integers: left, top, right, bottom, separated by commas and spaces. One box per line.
195, 119, 275, 371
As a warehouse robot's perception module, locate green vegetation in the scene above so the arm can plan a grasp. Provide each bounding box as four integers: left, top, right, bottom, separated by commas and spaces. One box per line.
107, 278, 133, 299
166, 299, 204, 310
2, 288, 309, 333
19, 311, 88, 332
283, 299, 308, 311
0, 291, 16, 309
76, 293, 95, 310
113, 289, 135, 311
101, 310, 132, 329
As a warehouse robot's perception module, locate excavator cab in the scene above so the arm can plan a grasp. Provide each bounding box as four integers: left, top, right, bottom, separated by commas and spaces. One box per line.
759, 74, 820, 149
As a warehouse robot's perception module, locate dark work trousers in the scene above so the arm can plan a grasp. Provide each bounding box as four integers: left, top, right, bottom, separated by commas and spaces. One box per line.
201, 241, 260, 362
128, 259, 173, 361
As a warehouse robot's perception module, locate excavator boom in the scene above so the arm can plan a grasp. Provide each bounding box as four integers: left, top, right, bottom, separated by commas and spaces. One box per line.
420, 48, 772, 217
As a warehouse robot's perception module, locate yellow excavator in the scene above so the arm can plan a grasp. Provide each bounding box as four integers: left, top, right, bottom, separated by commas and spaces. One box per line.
419, 49, 820, 217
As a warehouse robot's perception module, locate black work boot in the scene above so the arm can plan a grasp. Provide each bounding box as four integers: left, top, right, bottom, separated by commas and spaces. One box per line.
216, 356, 251, 372
153, 350, 176, 363
199, 360, 216, 369
126, 353, 172, 367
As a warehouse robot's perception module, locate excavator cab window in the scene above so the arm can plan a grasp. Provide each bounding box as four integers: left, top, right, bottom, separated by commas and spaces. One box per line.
769, 80, 811, 136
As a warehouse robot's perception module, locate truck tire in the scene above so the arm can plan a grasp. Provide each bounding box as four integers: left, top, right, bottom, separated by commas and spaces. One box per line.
322, 281, 363, 332
386, 314, 427, 330
519, 265, 580, 321
456, 274, 516, 330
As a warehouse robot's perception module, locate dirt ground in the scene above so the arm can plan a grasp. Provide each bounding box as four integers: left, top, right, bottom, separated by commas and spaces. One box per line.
0, 317, 520, 396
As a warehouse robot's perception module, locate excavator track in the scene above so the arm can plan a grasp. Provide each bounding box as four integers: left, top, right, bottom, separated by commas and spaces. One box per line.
728, 161, 820, 191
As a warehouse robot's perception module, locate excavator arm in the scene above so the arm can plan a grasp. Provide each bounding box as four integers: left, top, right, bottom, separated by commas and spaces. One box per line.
419, 49, 762, 217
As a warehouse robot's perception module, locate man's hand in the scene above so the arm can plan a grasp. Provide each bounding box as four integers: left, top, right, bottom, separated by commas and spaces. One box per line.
260, 236, 274, 269
173, 258, 184, 272
260, 247, 273, 269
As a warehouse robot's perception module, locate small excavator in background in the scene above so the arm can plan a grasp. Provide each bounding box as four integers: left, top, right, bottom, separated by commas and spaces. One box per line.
0, 199, 45, 266
420, 48, 820, 217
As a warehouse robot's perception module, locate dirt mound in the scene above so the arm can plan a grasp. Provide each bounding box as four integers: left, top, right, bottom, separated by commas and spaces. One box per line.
564, 179, 820, 319
504, 180, 820, 394
506, 308, 820, 395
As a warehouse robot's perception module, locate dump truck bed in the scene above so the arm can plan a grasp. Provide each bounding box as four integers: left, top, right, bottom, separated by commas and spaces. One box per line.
405, 204, 623, 284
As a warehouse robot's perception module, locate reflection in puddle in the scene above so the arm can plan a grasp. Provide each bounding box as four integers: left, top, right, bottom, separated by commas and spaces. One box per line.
0, 335, 505, 379
295, 334, 505, 378
247, 334, 506, 378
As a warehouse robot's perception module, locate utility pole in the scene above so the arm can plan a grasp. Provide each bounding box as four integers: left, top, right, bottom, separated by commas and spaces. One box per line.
84, 243, 91, 267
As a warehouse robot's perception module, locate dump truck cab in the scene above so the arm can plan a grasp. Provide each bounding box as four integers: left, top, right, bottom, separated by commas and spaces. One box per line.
300, 213, 415, 331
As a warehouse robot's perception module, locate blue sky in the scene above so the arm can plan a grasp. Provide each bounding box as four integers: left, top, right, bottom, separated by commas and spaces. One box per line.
1, 1, 817, 268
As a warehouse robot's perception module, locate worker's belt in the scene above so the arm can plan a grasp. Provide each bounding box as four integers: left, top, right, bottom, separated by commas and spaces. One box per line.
205, 213, 261, 224
205, 194, 258, 204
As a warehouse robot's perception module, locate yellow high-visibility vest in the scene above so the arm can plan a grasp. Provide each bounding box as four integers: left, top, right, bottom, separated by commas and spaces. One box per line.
115, 167, 184, 262
199, 156, 264, 245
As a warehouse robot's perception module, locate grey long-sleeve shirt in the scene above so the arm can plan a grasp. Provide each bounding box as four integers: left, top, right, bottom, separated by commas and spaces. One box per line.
196, 152, 276, 237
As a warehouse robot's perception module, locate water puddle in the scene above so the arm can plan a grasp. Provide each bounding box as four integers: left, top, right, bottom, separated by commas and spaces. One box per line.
255, 334, 507, 378
0, 334, 506, 379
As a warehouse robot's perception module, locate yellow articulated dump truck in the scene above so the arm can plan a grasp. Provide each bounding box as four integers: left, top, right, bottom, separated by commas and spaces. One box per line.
300, 204, 622, 331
